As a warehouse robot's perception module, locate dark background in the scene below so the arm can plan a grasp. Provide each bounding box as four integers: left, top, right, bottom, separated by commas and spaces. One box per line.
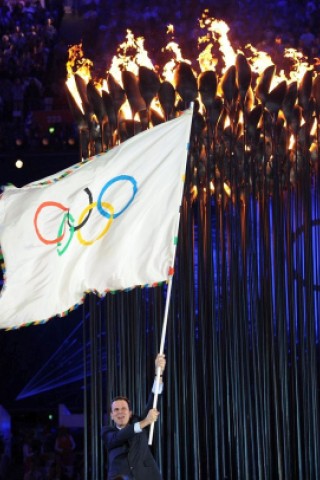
1, 0, 319, 434
0, 1, 320, 478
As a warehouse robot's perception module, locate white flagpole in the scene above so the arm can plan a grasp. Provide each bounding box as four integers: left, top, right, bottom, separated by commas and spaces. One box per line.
148, 274, 174, 445
148, 102, 194, 445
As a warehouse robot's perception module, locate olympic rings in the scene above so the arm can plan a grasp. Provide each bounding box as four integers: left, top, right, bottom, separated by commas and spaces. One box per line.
33, 175, 137, 255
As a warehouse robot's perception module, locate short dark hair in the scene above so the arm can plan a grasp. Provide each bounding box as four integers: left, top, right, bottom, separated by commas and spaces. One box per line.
110, 396, 131, 412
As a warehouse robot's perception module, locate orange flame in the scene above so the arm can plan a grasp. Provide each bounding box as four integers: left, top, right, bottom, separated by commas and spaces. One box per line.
66, 42, 93, 114
109, 29, 155, 84
65, 10, 318, 142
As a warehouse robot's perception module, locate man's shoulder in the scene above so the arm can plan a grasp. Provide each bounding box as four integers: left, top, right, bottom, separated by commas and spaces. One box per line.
101, 425, 116, 436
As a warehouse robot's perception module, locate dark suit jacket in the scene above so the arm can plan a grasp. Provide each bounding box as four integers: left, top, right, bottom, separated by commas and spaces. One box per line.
102, 392, 162, 480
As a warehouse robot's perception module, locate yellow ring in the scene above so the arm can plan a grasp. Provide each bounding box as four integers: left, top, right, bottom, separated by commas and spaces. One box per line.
77, 202, 114, 246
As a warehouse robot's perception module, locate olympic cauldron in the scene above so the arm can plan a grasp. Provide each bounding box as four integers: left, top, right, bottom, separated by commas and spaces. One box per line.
63, 13, 320, 480
65, 12, 320, 202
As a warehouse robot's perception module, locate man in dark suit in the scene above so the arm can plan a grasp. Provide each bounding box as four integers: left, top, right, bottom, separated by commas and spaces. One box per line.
103, 354, 166, 480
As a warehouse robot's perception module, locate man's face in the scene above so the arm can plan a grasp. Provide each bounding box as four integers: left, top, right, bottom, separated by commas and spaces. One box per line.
110, 399, 132, 429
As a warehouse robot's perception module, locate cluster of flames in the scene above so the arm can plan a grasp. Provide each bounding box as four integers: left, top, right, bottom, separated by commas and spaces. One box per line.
65, 10, 320, 200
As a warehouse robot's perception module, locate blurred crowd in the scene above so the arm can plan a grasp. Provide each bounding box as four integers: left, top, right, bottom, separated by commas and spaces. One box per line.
0, 0, 70, 153
0, 425, 82, 480
92, 0, 320, 60
0, 0, 320, 155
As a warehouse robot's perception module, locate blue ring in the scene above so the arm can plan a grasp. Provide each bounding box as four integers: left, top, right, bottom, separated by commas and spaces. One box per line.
97, 175, 138, 219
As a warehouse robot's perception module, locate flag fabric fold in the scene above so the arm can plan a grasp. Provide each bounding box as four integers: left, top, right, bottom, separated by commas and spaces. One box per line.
0, 108, 193, 329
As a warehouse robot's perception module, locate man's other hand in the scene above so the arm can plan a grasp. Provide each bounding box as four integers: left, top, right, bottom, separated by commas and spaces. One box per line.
155, 353, 166, 375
